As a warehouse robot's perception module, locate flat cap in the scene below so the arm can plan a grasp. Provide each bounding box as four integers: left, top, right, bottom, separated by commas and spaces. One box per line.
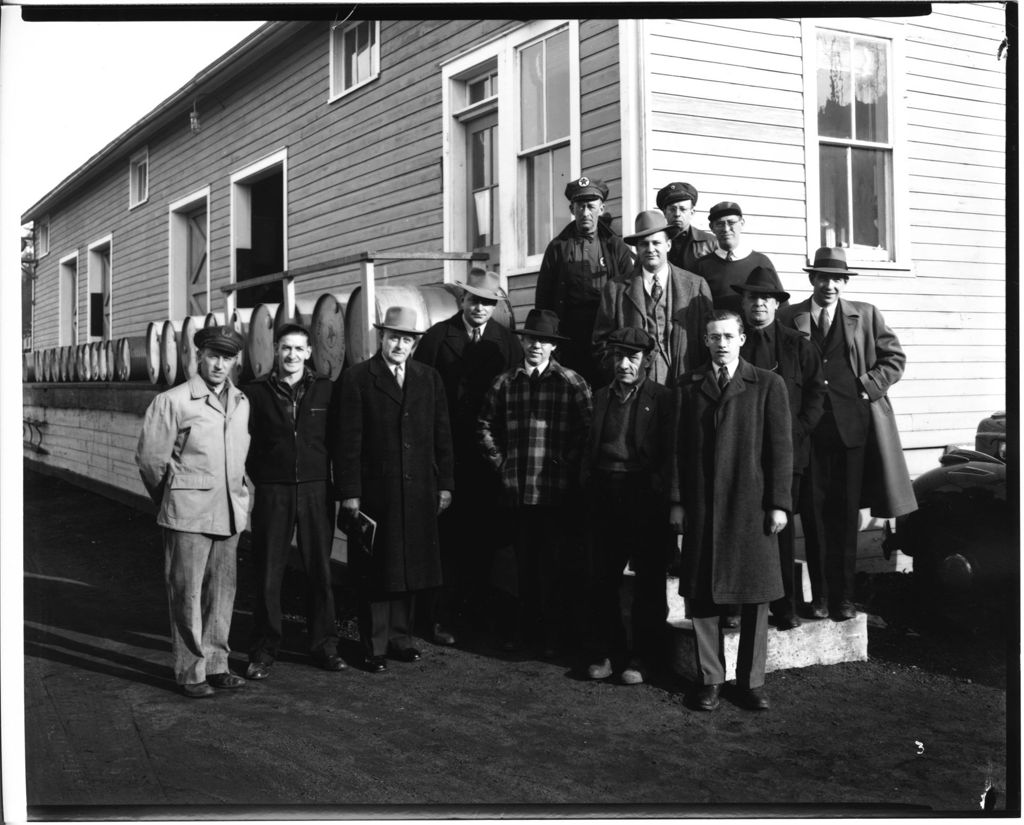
604, 327, 654, 354
656, 181, 699, 210
708, 201, 743, 224
564, 176, 609, 203
195, 325, 244, 356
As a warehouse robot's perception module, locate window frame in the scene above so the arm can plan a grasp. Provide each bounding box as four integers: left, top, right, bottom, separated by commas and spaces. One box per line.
58, 251, 79, 346
441, 20, 581, 280
129, 147, 149, 209
802, 18, 911, 273
168, 187, 212, 319
86, 234, 113, 342
328, 19, 381, 102
36, 217, 50, 258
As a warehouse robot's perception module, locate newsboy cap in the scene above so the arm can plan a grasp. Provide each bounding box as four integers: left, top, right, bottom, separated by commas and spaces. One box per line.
604, 327, 655, 354
195, 325, 245, 356
564, 176, 609, 203
708, 201, 743, 223
656, 181, 699, 210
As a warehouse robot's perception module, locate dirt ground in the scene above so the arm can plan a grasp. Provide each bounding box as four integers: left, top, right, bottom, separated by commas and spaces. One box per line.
20, 470, 1017, 816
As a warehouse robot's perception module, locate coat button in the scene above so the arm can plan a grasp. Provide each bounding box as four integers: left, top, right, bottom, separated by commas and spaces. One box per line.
824, 379, 829, 385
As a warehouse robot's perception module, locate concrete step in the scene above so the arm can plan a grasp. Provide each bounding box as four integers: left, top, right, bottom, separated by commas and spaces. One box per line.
664, 576, 868, 682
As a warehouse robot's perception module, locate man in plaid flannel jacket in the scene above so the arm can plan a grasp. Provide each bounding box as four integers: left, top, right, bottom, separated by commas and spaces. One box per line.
478, 309, 593, 657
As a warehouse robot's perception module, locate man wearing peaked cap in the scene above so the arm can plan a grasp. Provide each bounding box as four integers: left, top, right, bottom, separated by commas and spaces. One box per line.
136, 321, 251, 697
535, 175, 635, 387
777, 248, 916, 623
478, 308, 593, 656
414, 267, 523, 647
657, 181, 718, 272
332, 305, 455, 673
733, 267, 826, 631
580, 326, 675, 685
593, 210, 712, 386
692, 201, 780, 314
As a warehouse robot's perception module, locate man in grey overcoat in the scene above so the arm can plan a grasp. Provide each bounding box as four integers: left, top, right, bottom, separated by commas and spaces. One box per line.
333, 306, 455, 673
670, 310, 793, 712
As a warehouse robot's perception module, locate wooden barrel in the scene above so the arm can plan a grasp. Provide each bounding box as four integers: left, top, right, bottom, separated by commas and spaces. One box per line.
309, 292, 349, 380
22, 352, 34, 382
115, 336, 148, 381
228, 307, 254, 382
145, 322, 163, 384
178, 315, 209, 381
73, 345, 86, 382
70, 345, 82, 382
49, 347, 60, 382
84, 342, 97, 381
273, 297, 318, 332
55, 346, 67, 382
345, 283, 514, 365
102, 340, 115, 381
32, 350, 42, 383
160, 320, 183, 386
204, 311, 226, 328
245, 302, 279, 379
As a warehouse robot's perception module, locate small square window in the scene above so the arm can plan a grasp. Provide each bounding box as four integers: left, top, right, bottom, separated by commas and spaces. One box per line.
330, 20, 380, 99
129, 148, 149, 208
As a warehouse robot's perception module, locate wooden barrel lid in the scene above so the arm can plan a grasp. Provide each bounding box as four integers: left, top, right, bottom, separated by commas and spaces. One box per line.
310, 292, 348, 379
160, 320, 181, 385
246, 303, 278, 379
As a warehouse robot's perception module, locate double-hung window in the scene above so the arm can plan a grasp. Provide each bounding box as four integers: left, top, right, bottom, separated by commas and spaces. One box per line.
330, 20, 380, 99
129, 148, 149, 208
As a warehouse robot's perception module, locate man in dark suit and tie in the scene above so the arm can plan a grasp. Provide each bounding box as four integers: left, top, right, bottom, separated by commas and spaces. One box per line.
777, 248, 916, 622
334, 306, 455, 672
580, 327, 674, 686
733, 267, 825, 629
414, 268, 523, 645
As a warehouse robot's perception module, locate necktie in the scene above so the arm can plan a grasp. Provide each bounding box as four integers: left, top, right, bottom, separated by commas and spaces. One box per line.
818, 306, 830, 340
726, 250, 735, 261
394, 364, 404, 389
651, 275, 663, 304
718, 366, 729, 392
470, 327, 481, 343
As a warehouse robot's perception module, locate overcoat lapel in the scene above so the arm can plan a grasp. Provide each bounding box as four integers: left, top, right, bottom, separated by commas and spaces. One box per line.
441, 316, 467, 359
791, 299, 813, 340
839, 299, 861, 374
369, 354, 405, 406
625, 273, 648, 321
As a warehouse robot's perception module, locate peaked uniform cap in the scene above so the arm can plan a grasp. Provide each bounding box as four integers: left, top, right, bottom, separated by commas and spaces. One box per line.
194, 325, 245, 355
374, 306, 425, 334
803, 246, 859, 277
564, 176, 609, 202
623, 210, 681, 245
731, 266, 791, 302
656, 181, 699, 210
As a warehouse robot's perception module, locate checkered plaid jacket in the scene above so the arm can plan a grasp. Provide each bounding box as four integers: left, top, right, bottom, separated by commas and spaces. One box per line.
478, 359, 593, 506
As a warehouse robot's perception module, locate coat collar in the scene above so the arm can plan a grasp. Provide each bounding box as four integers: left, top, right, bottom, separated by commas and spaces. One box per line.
369, 352, 406, 405
187, 373, 244, 416
697, 358, 757, 404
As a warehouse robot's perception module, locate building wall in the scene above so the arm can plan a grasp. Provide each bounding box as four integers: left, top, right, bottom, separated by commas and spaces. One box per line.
644, 6, 1007, 467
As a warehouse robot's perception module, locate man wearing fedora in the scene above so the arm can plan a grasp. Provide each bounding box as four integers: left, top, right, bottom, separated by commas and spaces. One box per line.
535, 175, 635, 386
414, 268, 523, 645
593, 210, 712, 386
693, 201, 779, 314
580, 327, 674, 685
478, 309, 593, 656
242, 322, 344, 681
657, 181, 718, 272
733, 268, 826, 630
778, 247, 917, 621
669, 311, 793, 712
333, 306, 455, 672
136, 325, 251, 698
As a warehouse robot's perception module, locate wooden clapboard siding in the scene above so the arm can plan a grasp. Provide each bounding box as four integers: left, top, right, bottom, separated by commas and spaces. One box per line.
579, 19, 623, 222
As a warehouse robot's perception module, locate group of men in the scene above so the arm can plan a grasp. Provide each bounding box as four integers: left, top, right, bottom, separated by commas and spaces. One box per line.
135, 173, 916, 712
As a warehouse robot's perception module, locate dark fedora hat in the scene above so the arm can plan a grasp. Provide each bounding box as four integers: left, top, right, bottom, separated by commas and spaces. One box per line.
656, 181, 698, 210
514, 309, 569, 342
804, 246, 858, 277
374, 306, 425, 335
731, 266, 791, 302
455, 268, 504, 301
623, 210, 681, 245
195, 325, 245, 356
604, 326, 654, 354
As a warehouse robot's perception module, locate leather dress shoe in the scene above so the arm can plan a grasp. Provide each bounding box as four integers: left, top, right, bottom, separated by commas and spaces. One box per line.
207, 672, 245, 690
694, 683, 722, 712
832, 600, 857, 621
182, 681, 215, 699
388, 646, 422, 663
432, 623, 457, 646
773, 612, 802, 631
808, 598, 829, 620
620, 659, 647, 685
587, 658, 613, 680
245, 661, 271, 680
364, 655, 388, 673
741, 686, 770, 710
316, 654, 347, 671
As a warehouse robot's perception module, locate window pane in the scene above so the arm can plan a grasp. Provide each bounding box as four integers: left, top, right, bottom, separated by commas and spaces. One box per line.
819, 144, 849, 248
550, 143, 571, 234
471, 129, 489, 189
851, 147, 890, 250
344, 27, 357, 87
520, 41, 544, 149
545, 30, 570, 142
817, 32, 851, 139
526, 152, 551, 256
854, 38, 888, 143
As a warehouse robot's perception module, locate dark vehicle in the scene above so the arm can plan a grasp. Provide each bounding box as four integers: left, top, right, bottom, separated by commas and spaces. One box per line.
884, 412, 1010, 595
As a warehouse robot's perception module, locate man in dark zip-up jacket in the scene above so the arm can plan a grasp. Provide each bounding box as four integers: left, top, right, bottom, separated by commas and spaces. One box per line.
242, 323, 345, 679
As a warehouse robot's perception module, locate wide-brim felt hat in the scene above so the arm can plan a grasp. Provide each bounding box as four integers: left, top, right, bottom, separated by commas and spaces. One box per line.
194, 325, 245, 356
374, 305, 425, 334
730, 265, 791, 302
455, 268, 504, 301
623, 210, 681, 245
803, 246, 858, 277
513, 308, 569, 342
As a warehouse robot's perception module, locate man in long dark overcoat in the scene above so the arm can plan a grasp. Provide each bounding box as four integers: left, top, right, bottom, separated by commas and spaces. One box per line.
670, 310, 793, 712
333, 306, 455, 673
413, 268, 523, 644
